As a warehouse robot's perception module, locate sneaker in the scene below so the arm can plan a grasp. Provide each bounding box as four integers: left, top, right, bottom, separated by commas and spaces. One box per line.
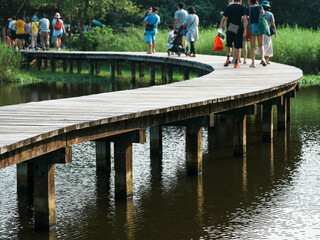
261, 59, 267, 66
250, 64, 255, 68
234, 63, 240, 68
238, 59, 242, 63
224, 58, 231, 67
243, 60, 247, 64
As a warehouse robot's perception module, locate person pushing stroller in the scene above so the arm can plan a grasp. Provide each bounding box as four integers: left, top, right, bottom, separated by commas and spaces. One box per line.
167, 25, 187, 56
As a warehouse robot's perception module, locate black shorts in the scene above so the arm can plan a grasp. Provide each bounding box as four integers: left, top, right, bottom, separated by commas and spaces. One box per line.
10, 30, 17, 40
226, 31, 243, 49
17, 34, 24, 40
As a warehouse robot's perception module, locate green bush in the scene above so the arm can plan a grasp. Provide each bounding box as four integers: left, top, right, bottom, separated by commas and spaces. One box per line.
0, 43, 22, 81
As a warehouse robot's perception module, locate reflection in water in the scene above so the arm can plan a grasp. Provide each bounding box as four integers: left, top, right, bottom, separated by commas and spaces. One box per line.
1, 83, 320, 239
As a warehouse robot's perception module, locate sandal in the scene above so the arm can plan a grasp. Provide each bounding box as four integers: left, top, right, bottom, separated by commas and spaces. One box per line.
250, 64, 255, 68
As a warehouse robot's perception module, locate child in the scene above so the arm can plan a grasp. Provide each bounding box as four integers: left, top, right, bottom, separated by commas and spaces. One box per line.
144, 6, 153, 35
167, 25, 175, 50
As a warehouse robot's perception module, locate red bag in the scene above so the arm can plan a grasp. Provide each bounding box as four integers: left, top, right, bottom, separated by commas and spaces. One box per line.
213, 35, 224, 51
54, 20, 63, 30
246, 30, 251, 41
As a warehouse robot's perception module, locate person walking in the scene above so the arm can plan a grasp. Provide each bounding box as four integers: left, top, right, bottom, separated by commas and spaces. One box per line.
173, 2, 188, 30
144, 7, 160, 54
52, 13, 66, 51
7, 16, 17, 49
31, 15, 39, 51
183, 6, 199, 57
24, 17, 31, 50
14, 16, 25, 50
247, 0, 266, 67
38, 14, 50, 51
257, 1, 277, 64
219, 0, 247, 68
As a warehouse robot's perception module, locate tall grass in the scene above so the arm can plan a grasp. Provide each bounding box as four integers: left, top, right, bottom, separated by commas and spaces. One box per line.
70, 26, 320, 74
0, 43, 22, 81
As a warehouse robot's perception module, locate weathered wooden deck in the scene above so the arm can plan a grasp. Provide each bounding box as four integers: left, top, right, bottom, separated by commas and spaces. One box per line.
0, 52, 302, 168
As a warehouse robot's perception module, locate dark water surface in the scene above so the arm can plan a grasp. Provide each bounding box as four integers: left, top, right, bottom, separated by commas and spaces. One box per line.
0, 80, 320, 239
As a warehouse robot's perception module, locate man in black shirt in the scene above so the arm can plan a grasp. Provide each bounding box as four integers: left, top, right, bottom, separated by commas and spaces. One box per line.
219, 0, 247, 68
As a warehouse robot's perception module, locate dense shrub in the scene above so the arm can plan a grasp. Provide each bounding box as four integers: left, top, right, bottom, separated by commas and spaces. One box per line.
0, 43, 22, 81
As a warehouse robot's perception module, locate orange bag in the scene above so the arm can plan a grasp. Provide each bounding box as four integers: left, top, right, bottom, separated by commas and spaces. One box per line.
213, 35, 224, 51
246, 30, 251, 41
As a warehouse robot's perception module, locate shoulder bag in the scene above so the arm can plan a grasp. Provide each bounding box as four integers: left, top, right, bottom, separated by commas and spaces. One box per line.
258, 7, 271, 36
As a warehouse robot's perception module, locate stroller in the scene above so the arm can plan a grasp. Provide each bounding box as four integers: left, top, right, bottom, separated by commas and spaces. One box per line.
167, 29, 186, 57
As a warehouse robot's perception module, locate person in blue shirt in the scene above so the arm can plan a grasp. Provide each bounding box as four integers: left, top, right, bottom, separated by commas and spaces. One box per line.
144, 7, 160, 54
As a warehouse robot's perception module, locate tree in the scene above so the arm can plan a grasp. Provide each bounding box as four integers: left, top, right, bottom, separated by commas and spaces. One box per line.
29, 0, 141, 32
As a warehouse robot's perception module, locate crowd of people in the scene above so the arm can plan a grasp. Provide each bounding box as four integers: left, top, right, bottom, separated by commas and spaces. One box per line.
7, 12, 66, 51
144, 0, 276, 68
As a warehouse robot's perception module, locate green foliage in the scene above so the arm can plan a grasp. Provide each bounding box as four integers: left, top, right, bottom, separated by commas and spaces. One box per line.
0, 43, 22, 81
68, 26, 115, 51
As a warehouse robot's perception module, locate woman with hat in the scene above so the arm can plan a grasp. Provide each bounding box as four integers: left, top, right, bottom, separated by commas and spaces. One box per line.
52, 12, 66, 51
257, 1, 277, 64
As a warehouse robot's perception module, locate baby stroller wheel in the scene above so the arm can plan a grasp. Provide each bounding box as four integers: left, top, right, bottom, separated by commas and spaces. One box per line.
177, 52, 181, 57
167, 51, 170, 57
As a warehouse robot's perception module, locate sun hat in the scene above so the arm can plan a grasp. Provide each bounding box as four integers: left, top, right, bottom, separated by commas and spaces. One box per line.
32, 15, 39, 21
261, 1, 271, 8
55, 12, 61, 19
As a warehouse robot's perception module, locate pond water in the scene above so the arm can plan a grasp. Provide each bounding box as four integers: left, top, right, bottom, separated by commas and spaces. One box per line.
0, 80, 319, 240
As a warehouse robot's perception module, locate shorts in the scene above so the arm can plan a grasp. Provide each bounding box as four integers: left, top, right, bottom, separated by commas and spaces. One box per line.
226, 31, 243, 49
17, 34, 24, 40
54, 34, 63, 38
145, 30, 156, 43
250, 23, 262, 36
10, 30, 17, 40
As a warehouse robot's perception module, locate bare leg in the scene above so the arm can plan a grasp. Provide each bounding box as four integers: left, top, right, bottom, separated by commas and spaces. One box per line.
250, 35, 256, 65
243, 41, 247, 63
257, 35, 265, 61
233, 48, 240, 61
147, 42, 152, 54
152, 42, 156, 53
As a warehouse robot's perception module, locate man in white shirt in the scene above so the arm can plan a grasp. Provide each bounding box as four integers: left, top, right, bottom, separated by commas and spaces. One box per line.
173, 2, 188, 30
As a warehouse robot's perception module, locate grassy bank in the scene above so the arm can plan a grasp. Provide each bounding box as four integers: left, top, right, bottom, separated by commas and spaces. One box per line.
0, 43, 22, 81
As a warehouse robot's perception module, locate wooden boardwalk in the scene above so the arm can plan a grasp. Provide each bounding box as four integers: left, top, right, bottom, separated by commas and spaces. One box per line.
0, 52, 302, 168
0, 52, 303, 230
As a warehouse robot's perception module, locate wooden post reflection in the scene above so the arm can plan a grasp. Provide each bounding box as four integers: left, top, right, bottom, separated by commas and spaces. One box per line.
242, 156, 248, 194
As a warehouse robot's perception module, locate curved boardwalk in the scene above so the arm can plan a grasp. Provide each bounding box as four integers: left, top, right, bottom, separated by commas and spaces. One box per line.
0, 52, 302, 168
0, 52, 302, 230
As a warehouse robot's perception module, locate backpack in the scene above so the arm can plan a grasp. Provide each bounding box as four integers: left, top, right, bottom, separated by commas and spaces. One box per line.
54, 20, 63, 30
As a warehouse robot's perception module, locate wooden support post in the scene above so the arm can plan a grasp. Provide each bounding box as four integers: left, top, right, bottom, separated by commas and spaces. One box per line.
63, 60, 67, 72
186, 126, 202, 175
277, 97, 287, 130
68, 60, 73, 73
233, 115, 247, 157
262, 104, 274, 142
287, 98, 291, 121
95, 61, 100, 74
31, 147, 71, 230
77, 61, 82, 74
17, 162, 34, 194
150, 126, 162, 178
89, 61, 94, 75
96, 130, 146, 200
139, 63, 144, 77
161, 65, 167, 83
96, 141, 111, 173
167, 65, 173, 83
150, 64, 155, 86
110, 62, 116, 80
130, 62, 136, 83
36, 58, 42, 71
51, 59, 56, 72
44, 59, 48, 69
183, 68, 190, 80
33, 159, 56, 230
114, 142, 133, 199
208, 114, 233, 158
117, 62, 122, 76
